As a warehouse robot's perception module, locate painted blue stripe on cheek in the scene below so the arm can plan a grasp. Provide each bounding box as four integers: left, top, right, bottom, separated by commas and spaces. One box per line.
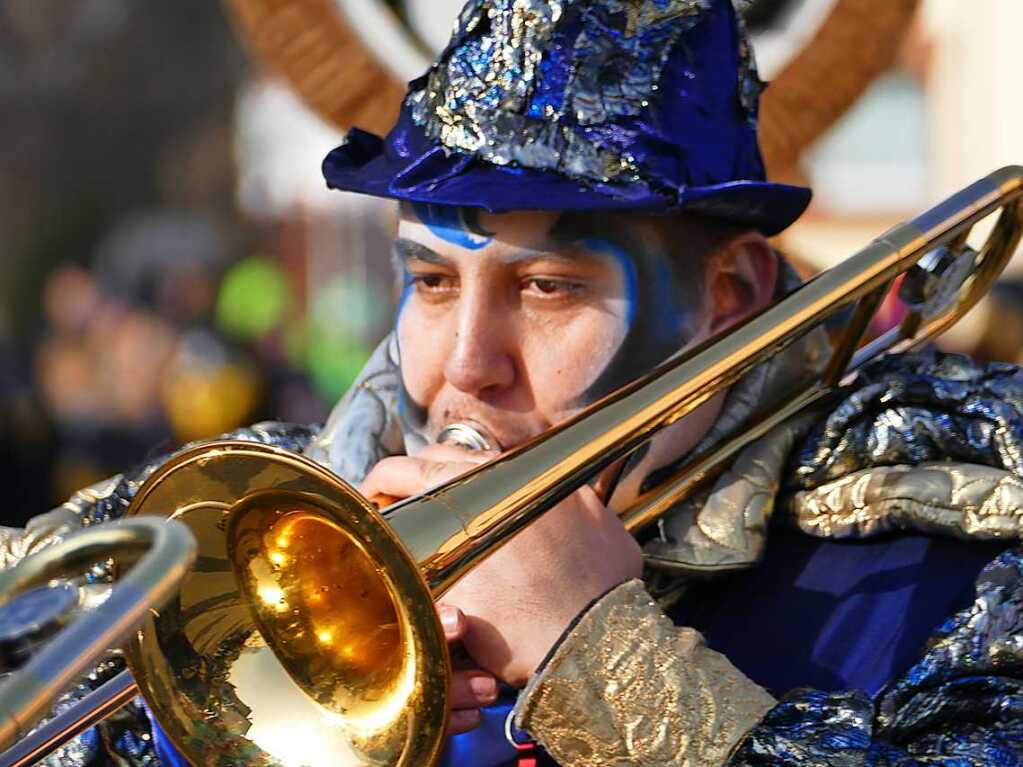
393, 267, 431, 435
396, 267, 414, 323
583, 237, 638, 328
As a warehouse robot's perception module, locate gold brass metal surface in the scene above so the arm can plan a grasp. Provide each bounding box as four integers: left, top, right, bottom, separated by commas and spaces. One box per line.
4, 167, 1022, 767
123, 444, 448, 767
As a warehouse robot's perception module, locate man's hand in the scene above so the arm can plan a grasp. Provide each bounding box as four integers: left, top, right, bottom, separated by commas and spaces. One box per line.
361, 444, 643, 690
440, 481, 643, 687
441, 604, 499, 735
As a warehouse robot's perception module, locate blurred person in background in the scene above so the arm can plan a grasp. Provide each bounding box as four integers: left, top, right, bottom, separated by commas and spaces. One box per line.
0, 0, 338, 518
6, 1, 1023, 766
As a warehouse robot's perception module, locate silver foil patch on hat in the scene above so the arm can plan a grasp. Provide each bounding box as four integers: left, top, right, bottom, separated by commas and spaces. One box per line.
408, 0, 715, 185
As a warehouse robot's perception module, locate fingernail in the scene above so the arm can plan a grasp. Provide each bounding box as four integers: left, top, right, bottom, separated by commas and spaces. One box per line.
440, 607, 460, 635
469, 675, 496, 701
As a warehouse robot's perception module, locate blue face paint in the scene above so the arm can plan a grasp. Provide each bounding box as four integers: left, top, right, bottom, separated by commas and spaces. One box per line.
578, 233, 693, 405
566, 225, 703, 501
583, 237, 638, 328
393, 262, 432, 448
396, 265, 414, 322
410, 202, 494, 250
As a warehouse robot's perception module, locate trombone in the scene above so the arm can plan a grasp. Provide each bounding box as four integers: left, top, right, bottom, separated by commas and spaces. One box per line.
0, 519, 195, 756
1, 166, 1022, 767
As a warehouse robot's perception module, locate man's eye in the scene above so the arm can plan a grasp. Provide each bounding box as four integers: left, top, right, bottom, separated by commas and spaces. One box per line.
410, 273, 456, 292
524, 278, 580, 297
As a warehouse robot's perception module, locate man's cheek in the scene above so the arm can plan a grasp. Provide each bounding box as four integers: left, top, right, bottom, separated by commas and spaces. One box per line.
534, 313, 628, 406
396, 315, 438, 403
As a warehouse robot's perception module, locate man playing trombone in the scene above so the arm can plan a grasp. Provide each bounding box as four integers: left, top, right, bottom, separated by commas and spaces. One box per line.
6, 0, 1023, 765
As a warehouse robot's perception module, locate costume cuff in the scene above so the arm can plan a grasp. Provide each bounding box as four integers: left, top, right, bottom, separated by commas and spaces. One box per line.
514, 579, 776, 767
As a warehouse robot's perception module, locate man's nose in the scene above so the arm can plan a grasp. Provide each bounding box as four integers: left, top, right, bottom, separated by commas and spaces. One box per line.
443, 288, 515, 396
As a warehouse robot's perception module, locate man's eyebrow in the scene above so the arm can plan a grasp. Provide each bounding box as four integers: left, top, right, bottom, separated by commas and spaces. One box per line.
391, 238, 452, 268
499, 249, 583, 265
392, 237, 586, 267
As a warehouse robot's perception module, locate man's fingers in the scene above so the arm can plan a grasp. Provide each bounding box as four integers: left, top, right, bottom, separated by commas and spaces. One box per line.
441, 608, 497, 738
446, 708, 482, 736
439, 604, 467, 642
451, 670, 498, 709
360, 442, 498, 502
415, 443, 498, 465
360, 455, 477, 500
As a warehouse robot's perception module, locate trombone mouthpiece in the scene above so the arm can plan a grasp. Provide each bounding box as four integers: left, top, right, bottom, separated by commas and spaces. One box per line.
437, 422, 498, 452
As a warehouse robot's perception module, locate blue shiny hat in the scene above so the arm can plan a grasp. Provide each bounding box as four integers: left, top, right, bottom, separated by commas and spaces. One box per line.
323, 0, 811, 236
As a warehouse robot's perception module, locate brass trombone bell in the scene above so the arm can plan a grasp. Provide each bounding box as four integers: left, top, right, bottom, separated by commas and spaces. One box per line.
125, 447, 450, 767
3, 167, 1022, 767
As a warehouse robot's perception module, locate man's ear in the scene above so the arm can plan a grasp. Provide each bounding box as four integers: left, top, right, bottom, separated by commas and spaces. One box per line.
703, 232, 778, 336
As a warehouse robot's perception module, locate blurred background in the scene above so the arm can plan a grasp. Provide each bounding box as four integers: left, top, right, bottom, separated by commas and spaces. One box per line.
1, 0, 1021, 525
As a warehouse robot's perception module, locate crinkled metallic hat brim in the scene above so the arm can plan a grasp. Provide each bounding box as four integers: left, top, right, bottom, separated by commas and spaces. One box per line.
323, 122, 811, 237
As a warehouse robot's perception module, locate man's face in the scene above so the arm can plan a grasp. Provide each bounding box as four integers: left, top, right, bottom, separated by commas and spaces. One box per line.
393, 203, 707, 452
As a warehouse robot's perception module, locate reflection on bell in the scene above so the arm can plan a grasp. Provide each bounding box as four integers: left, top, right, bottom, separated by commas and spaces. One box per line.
256, 583, 287, 612
227, 490, 425, 764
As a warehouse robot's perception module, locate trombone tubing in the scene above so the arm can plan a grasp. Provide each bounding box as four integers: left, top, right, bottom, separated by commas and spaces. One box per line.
385, 166, 1023, 595
0, 518, 196, 751
0, 671, 136, 767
